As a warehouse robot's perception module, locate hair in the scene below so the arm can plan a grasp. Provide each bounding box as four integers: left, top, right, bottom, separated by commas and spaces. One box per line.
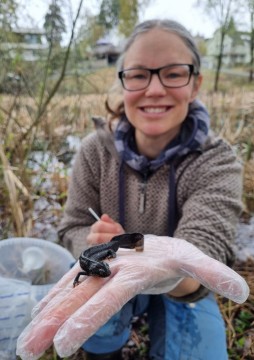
117, 19, 201, 71
106, 19, 201, 124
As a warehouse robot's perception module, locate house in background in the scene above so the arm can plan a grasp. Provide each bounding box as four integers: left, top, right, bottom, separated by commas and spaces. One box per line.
205, 29, 251, 69
1, 28, 48, 62
91, 29, 126, 65
92, 38, 122, 64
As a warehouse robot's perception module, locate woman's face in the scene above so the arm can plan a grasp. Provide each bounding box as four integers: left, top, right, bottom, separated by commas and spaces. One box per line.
122, 28, 202, 155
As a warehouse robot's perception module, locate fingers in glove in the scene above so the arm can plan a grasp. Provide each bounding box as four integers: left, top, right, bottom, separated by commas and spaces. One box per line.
53, 266, 144, 357
16, 275, 110, 360
32, 262, 80, 318
178, 254, 249, 304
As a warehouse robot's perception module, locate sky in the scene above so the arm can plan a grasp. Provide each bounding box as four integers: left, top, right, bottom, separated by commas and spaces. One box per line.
141, 0, 216, 37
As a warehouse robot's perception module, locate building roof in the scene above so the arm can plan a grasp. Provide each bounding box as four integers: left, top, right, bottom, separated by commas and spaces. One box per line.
11, 27, 45, 35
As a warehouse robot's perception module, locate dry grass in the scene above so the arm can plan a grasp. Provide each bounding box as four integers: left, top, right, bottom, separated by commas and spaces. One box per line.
243, 160, 254, 213
0, 93, 108, 142
199, 90, 254, 144
0, 143, 33, 236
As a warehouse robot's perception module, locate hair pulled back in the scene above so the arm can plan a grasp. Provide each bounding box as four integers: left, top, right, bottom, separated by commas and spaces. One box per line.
117, 19, 201, 72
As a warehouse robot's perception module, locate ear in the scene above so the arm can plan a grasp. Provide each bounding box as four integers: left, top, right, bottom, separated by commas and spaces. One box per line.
190, 74, 203, 102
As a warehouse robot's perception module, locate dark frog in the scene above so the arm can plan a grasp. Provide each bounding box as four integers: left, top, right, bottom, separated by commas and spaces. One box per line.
73, 233, 144, 287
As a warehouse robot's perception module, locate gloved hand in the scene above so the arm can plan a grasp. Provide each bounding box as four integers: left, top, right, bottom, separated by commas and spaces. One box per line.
16, 235, 249, 360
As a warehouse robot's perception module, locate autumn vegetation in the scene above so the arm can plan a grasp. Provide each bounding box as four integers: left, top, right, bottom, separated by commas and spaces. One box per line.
0, 0, 253, 359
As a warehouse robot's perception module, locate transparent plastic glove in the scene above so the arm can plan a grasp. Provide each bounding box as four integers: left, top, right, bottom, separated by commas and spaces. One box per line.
16, 235, 249, 360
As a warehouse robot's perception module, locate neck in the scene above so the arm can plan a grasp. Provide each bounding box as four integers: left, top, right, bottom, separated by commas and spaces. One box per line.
135, 128, 180, 159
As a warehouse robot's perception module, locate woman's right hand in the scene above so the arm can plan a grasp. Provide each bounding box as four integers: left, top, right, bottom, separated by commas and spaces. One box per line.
86, 214, 125, 246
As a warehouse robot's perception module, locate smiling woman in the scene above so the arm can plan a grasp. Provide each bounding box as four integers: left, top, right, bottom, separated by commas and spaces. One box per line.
17, 19, 246, 360
117, 27, 202, 157
53, 19, 244, 360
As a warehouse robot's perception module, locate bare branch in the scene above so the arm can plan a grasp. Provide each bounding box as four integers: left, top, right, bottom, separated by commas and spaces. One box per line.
19, 0, 84, 142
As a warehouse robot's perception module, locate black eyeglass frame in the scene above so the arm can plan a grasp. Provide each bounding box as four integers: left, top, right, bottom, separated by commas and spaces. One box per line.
118, 64, 199, 91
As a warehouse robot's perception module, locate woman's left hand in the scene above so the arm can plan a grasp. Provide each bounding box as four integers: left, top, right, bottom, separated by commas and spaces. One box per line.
86, 213, 125, 246
16, 235, 249, 360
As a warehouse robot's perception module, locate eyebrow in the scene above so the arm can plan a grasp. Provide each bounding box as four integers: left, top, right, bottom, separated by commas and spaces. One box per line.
123, 64, 146, 69
123, 63, 190, 70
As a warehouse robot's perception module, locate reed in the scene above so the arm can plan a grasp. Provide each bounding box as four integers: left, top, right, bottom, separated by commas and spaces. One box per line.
0, 144, 33, 236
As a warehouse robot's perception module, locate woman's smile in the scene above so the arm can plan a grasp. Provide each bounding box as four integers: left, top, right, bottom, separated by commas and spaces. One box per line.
140, 106, 173, 114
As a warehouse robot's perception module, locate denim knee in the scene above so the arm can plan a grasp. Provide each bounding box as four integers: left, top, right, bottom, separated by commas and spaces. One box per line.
82, 292, 228, 360
162, 293, 228, 360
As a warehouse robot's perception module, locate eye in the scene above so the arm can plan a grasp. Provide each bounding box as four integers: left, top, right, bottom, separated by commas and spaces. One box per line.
165, 70, 182, 79
123, 69, 148, 80
133, 73, 147, 79
162, 65, 189, 80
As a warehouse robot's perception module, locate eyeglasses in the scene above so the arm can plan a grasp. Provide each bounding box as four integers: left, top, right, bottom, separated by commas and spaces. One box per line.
118, 64, 199, 91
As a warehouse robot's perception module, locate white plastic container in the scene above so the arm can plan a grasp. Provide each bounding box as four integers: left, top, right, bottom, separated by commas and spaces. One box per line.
0, 237, 75, 359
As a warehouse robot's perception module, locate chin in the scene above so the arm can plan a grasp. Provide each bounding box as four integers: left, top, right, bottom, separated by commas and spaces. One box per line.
142, 126, 169, 136
144, 131, 169, 139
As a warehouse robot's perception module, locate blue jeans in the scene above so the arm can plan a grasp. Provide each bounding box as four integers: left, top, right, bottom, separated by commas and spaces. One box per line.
82, 292, 228, 360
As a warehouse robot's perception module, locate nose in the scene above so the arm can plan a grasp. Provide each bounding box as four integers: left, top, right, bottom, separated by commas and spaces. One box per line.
145, 74, 167, 96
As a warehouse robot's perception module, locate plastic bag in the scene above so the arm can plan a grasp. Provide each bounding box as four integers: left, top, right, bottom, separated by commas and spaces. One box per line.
0, 277, 34, 360
0, 237, 75, 359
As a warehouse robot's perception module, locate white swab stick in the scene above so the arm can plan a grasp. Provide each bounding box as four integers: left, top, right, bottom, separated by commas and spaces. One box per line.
88, 207, 100, 221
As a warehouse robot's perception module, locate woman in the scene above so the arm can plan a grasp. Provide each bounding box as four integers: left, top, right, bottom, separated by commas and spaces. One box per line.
57, 19, 242, 359
16, 19, 247, 360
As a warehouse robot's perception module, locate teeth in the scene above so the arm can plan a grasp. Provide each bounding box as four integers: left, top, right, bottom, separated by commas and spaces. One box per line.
143, 107, 167, 113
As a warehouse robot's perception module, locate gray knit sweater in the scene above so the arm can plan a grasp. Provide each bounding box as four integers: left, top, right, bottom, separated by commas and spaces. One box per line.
58, 123, 242, 301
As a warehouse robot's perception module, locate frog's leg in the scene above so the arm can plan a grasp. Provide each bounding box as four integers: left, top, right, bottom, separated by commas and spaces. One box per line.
73, 271, 88, 287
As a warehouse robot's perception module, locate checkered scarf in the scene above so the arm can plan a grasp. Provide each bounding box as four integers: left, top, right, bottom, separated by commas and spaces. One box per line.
114, 99, 210, 172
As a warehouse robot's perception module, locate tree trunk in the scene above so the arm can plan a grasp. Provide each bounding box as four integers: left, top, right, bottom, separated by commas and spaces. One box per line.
214, 29, 226, 92
249, 11, 254, 82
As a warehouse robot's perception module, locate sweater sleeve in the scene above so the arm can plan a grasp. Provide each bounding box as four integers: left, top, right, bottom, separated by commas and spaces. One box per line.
174, 138, 243, 267
168, 138, 243, 303
58, 132, 102, 259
